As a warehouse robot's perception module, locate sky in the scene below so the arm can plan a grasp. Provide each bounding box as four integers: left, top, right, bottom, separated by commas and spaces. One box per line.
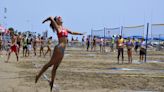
0, 0, 164, 39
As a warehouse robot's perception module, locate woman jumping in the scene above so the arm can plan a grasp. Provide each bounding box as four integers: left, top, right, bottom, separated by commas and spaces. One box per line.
35, 16, 84, 91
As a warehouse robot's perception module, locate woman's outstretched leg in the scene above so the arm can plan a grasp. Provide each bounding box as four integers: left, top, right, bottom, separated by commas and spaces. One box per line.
50, 56, 63, 91
35, 61, 53, 83
35, 46, 62, 83
35, 47, 57, 83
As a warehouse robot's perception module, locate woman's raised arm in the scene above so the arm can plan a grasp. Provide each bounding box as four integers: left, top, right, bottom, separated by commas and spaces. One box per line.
42, 17, 59, 33
67, 29, 85, 35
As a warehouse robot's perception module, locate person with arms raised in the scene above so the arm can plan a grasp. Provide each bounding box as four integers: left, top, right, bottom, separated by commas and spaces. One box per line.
35, 16, 85, 91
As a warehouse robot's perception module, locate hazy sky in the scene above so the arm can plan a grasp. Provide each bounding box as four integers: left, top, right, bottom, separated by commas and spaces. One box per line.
0, 0, 164, 39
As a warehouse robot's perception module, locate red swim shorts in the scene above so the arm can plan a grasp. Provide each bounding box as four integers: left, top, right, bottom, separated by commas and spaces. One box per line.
11, 45, 18, 52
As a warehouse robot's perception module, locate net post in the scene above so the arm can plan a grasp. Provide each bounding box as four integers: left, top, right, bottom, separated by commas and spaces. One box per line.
120, 26, 123, 36
145, 23, 149, 63
158, 34, 161, 51
91, 28, 93, 39
104, 27, 106, 53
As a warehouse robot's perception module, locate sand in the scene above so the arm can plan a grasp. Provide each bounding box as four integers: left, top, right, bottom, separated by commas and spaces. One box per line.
0, 47, 164, 92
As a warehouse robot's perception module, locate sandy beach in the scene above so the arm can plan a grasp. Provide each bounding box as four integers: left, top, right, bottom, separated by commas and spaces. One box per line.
0, 47, 164, 92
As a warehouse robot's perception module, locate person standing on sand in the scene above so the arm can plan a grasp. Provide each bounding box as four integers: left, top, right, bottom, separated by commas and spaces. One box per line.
32, 36, 37, 56
110, 35, 115, 52
39, 36, 45, 57
81, 36, 85, 49
44, 36, 52, 57
86, 35, 90, 51
134, 38, 139, 54
6, 33, 19, 62
26, 34, 33, 57
116, 35, 124, 64
22, 35, 28, 57
91, 36, 96, 51
139, 38, 146, 62
35, 16, 85, 91
16, 32, 22, 54
126, 37, 134, 64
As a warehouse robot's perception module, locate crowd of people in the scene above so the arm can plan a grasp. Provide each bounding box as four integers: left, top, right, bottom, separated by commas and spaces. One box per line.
0, 30, 55, 62
80, 35, 147, 64
0, 28, 147, 65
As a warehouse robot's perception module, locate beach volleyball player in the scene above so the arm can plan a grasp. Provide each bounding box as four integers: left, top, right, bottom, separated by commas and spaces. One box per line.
35, 16, 85, 91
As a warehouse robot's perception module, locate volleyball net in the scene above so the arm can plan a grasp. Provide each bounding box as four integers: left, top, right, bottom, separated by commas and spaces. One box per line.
92, 27, 121, 39
151, 24, 164, 41
91, 29, 104, 38
122, 25, 145, 39
105, 27, 121, 38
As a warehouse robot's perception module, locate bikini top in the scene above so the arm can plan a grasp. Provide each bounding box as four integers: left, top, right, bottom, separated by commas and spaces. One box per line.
57, 28, 68, 38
